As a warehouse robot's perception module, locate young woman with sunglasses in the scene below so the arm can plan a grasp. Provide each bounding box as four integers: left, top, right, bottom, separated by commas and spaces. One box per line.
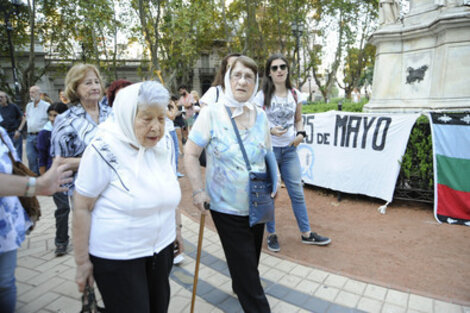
254, 53, 331, 252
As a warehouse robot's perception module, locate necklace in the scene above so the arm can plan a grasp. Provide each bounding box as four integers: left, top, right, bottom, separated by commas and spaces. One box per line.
235, 110, 254, 130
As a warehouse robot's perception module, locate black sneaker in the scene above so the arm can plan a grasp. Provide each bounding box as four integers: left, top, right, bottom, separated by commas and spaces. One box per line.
267, 234, 280, 252
55, 244, 67, 257
301, 232, 331, 246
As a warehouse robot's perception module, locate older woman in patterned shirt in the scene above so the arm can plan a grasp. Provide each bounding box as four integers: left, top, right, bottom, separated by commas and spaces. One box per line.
184, 56, 273, 313
51, 64, 112, 200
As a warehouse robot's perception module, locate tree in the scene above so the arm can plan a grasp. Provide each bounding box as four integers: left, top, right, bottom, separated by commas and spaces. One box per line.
337, 0, 377, 99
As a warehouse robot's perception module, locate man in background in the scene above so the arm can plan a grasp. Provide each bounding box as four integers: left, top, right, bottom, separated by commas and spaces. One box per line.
16, 85, 50, 175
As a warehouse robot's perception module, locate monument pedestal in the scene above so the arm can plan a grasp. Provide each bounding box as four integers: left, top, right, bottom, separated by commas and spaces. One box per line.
365, 0, 470, 112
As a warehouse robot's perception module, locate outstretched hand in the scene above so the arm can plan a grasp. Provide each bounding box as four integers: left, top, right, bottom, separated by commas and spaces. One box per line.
36, 157, 73, 195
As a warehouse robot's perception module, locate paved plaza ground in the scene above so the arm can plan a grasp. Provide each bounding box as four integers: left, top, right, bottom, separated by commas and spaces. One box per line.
15, 190, 469, 312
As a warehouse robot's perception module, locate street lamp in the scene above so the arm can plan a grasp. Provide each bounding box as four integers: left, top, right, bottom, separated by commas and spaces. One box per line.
1, 0, 23, 106
291, 20, 304, 88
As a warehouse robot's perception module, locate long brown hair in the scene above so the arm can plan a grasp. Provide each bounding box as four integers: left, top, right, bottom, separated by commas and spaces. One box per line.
261, 53, 293, 108
212, 52, 242, 88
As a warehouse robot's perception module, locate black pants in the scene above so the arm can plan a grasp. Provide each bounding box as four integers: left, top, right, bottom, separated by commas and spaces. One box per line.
210, 210, 271, 313
52, 192, 70, 247
90, 243, 174, 313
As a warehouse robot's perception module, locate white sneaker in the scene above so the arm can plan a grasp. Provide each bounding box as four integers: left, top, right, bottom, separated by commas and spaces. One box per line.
173, 254, 184, 265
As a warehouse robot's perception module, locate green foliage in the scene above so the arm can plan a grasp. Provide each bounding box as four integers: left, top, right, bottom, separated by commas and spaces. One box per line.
302, 97, 367, 113
399, 116, 433, 189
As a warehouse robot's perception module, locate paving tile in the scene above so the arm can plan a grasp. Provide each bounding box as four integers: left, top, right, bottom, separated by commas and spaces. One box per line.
283, 289, 311, 307
364, 284, 388, 301
343, 279, 367, 295
303, 296, 331, 313
219, 295, 243, 313
276, 259, 298, 273
53, 280, 82, 300
357, 296, 383, 312
308, 269, 329, 283
17, 291, 60, 313
262, 268, 286, 283
335, 291, 361, 308
296, 279, 320, 295
267, 283, 291, 299
385, 289, 409, 307
261, 254, 283, 267
290, 264, 313, 278
15, 266, 40, 282
272, 300, 302, 313
408, 294, 433, 312
324, 273, 348, 289
280, 273, 302, 288
315, 285, 340, 302
168, 295, 190, 313
45, 295, 82, 312
20, 276, 65, 302
382, 303, 406, 313
434, 300, 463, 313
327, 304, 362, 313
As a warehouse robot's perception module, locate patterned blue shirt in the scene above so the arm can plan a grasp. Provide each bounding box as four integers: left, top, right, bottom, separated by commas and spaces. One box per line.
188, 104, 271, 216
51, 102, 112, 194
0, 126, 31, 253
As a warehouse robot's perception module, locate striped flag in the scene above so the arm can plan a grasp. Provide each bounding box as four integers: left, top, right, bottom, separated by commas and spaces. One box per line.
430, 113, 470, 226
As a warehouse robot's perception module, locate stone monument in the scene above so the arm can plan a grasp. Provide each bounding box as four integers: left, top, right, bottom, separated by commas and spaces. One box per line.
365, 0, 470, 112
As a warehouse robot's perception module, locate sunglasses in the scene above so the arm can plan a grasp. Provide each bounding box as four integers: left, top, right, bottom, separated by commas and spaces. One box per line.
270, 64, 287, 72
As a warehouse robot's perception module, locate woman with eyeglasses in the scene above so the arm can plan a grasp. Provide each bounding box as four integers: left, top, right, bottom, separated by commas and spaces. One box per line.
254, 53, 331, 253
185, 56, 272, 312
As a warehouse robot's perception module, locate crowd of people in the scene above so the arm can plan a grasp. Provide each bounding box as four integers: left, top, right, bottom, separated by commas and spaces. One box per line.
0, 53, 331, 313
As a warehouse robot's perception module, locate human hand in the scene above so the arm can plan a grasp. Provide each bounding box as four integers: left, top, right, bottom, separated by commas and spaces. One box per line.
271, 125, 288, 137
75, 260, 94, 293
192, 191, 210, 215
175, 232, 184, 255
290, 134, 304, 147
13, 130, 21, 140
36, 157, 73, 195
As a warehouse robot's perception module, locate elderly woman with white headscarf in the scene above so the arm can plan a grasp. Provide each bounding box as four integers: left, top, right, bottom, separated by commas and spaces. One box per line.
184, 55, 273, 312
73, 81, 181, 313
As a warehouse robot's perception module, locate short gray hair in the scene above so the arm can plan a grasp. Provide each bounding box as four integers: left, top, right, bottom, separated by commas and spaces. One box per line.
137, 81, 170, 109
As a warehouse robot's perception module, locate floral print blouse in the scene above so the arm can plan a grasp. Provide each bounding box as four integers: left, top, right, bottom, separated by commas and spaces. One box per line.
188, 104, 271, 216
0, 126, 31, 253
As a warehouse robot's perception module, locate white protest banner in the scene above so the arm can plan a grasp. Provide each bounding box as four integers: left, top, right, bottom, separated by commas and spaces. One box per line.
298, 111, 420, 202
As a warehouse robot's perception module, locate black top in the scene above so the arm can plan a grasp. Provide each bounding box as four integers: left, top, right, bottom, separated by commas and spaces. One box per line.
0, 102, 23, 133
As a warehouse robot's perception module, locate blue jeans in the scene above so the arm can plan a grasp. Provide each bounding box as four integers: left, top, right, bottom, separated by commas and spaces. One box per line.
267, 146, 311, 234
7, 131, 23, 161
0, 249, 17, 313
53, 192, 71, 247
169, 130, 179, 172
26, 134, 39, 175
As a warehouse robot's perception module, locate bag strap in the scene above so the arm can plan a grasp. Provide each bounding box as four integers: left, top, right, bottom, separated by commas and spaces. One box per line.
291, 88, 298, 104
224, 106, 252, 172
0, 131, 17, 166
216, 86, 220, 102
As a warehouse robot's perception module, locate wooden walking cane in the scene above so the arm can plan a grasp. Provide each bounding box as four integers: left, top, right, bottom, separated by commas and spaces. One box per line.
190, 202, 209, 313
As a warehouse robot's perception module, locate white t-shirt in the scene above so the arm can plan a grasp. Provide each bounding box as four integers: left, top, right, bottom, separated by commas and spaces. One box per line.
75, 135, 181, 260
200, 86, 223, 107
254, 88, 306, 147
25, 100, 50, 133
165, 117, 175, 132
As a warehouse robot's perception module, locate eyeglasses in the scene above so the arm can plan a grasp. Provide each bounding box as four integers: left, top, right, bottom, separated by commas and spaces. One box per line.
270, 64, 287, 72
230, 72, 255, 83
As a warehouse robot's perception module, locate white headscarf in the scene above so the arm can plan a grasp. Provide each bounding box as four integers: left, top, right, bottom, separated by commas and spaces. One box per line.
223, 62, 259, 118
97, 81, 171, 178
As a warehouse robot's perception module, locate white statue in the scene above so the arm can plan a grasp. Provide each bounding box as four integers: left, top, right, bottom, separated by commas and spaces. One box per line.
435, 0, 446, 6
436, 0, 470, 6
379, 0, 400, 25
